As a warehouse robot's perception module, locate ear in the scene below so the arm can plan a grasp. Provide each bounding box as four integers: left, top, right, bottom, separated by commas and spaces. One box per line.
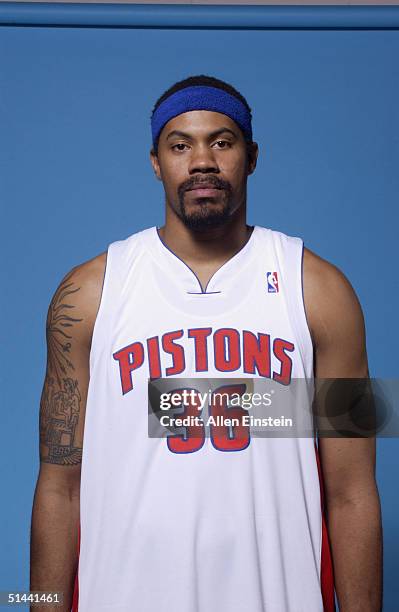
247, 142, 259, 176
150, 147, 162, 181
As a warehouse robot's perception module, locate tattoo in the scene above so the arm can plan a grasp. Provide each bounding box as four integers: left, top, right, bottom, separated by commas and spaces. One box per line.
46, 271, 83, 387
40, 271, 84, 465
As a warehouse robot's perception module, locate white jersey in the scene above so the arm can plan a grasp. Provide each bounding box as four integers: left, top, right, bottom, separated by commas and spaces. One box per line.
72, 225, 335, 612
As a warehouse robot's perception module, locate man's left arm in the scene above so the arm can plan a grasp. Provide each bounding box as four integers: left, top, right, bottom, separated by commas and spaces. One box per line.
303, 248, 383, 612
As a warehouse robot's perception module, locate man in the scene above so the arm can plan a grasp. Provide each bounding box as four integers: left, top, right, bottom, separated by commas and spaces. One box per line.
30, 74, 382, 612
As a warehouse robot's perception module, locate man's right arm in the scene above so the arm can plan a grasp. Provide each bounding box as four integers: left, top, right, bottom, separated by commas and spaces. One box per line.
30, 252, 106, 612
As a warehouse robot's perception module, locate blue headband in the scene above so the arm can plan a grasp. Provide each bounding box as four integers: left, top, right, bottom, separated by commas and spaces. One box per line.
151, 85, 253, 147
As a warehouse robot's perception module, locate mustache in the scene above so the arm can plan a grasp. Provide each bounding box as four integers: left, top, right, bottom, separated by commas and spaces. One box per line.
179, 177, 232, 195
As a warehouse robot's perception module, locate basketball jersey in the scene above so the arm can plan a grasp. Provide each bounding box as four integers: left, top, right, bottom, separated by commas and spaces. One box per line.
71, 225, 336, 612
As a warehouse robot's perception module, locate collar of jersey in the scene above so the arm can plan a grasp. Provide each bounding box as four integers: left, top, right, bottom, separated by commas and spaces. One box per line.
144, 224, 260, 295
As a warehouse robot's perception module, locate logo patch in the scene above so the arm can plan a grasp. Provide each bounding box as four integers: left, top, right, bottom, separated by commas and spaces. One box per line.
267, 272, 279, 293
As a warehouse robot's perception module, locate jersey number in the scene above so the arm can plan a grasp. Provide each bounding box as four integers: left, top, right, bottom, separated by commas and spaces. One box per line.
166, 383, 250, 454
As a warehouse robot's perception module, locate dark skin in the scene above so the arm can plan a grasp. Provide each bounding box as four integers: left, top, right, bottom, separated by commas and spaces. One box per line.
30, 109, 382, 612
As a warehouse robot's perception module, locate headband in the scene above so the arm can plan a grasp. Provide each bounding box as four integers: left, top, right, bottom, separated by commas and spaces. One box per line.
151, 85, 253, 147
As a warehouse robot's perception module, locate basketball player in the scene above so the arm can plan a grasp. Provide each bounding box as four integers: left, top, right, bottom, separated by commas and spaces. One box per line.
30, 75, 382, 612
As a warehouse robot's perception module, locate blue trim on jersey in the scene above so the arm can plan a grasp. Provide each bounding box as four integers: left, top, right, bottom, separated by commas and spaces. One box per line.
155, 225, 256, 294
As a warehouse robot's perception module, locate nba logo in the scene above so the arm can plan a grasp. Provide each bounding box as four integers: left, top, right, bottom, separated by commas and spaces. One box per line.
267, 272, 279, 293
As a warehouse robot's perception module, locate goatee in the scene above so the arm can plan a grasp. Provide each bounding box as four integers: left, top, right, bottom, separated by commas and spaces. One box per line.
177, 178, 234, 232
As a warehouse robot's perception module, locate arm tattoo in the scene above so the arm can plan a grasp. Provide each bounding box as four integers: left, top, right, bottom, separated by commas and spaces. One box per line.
40, 271, 84, 465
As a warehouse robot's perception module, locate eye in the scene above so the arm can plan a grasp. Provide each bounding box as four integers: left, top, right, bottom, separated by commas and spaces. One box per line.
213, 140, 232, 149
171, 143, 189, 152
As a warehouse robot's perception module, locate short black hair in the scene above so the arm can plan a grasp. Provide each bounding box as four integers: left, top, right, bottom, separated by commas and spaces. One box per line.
151, 74, 253, 155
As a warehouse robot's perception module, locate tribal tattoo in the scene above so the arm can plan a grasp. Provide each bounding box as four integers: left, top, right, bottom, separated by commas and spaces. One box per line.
40, 270, 84, 465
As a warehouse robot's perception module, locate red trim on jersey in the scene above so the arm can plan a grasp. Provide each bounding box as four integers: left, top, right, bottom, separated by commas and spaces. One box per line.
314, 439, 336, 612
71, 522, 80, 611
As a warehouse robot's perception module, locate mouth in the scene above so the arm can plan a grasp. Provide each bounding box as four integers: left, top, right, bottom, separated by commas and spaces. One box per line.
186, 185, 223, 197
187, 188, 221, 197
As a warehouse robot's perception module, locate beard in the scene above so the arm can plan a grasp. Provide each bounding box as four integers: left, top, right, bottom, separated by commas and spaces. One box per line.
176, 178, 234, 232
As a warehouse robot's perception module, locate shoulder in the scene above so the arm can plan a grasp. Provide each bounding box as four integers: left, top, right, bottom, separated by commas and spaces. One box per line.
70, 251, 107, 296
302, 246, 366, 352
47, 251, 107, 349
303, 246, 352, 297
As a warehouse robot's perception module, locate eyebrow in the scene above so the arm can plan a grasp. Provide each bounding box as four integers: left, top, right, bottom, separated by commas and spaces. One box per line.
166, 127, 238, 141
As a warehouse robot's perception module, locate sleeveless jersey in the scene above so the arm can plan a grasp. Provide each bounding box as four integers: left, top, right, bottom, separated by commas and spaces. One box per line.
72, 225, 335, 612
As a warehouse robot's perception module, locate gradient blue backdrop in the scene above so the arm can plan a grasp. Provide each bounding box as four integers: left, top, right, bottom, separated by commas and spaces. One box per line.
1, 18, 398, 610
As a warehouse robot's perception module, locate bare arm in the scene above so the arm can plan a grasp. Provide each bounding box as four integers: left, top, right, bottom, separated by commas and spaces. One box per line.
30, 253, 106, 612
304, 247, 383, 612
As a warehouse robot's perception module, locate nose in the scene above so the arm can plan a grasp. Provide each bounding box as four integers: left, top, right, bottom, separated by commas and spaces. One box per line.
188, 144, 219, 175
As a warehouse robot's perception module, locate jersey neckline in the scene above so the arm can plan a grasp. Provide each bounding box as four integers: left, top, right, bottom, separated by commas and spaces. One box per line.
147, 224, 260, 295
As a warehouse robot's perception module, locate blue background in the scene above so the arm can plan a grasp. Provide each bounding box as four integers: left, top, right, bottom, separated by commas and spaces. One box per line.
1, 18, 398, 610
